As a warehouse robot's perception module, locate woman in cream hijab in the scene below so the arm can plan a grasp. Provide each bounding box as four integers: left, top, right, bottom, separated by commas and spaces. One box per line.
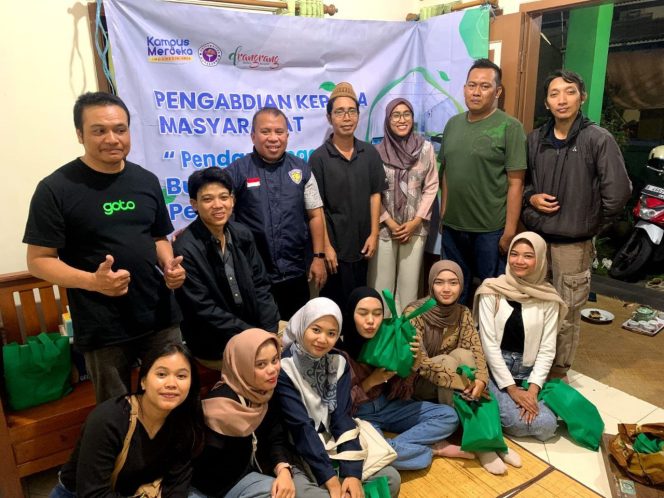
474, 232, 567, 445
190, 328, 295, 498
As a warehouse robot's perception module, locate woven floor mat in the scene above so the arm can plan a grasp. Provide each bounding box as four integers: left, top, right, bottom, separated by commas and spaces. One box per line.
399, 438, 600, 497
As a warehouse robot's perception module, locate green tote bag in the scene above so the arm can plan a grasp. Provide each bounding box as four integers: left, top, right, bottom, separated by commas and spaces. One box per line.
358, 290, 436, 378
363, 476, 391, 498
536, 378, 604, 451
3, 332, 72, 410
453, 391, 508, 453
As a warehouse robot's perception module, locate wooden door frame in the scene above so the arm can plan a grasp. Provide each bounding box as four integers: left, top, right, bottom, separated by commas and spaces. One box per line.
491, 0, 613, 131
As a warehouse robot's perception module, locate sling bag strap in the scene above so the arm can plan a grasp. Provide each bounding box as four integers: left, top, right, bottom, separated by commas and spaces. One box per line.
320, 424, 367, 461
238, 394, 263, 473
110, 395, 140, 490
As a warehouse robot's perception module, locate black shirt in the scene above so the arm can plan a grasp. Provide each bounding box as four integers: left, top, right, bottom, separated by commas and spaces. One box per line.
500, 300, 525, 354
192, 384, 293, 497
60, 396, 192, 497
309, 136, 387, 262
23, 159, 175, 351
547, 126, 567, 150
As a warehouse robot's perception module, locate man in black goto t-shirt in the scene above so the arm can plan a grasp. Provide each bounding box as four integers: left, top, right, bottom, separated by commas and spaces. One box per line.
23, 92, 186, 402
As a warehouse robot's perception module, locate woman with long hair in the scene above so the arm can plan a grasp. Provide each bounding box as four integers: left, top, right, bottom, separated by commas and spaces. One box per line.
275, 297, 400, 498
49, 342, 204, 497
189, 328, 296, 498
339, 286, 467, 470
369, 97, 438, 315
474, 232, 567, 444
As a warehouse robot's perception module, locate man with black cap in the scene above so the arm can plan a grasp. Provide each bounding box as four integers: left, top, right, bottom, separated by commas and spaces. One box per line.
309, 82, 387, 308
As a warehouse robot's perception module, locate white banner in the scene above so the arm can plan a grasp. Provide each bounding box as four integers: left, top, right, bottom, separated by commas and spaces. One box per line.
105, 0, 488, 227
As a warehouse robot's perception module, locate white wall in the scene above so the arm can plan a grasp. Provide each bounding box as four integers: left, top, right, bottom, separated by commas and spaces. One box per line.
0, 1, 97, 274
0, 0, 531, 274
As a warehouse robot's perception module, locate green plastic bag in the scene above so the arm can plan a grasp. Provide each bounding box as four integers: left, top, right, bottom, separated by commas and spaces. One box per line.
363, 476, 391, 498
2, 332, 72, 410
453, 392, 508, 453
358, 290, 436, 378
634, 433, 664, 454
537, 378, 604, 451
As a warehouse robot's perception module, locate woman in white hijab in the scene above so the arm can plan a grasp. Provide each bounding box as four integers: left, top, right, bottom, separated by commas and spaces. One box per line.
275, 298, 400, 498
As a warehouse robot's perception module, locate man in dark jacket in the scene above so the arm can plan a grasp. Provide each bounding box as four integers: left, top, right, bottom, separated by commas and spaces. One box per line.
173, 168, 279, 367
225, 107, 326, 320
522, 69, 631, 378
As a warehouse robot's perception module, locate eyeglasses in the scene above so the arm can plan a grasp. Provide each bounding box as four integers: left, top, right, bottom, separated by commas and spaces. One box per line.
389, 111, 413, 122
332, 108, 359, 118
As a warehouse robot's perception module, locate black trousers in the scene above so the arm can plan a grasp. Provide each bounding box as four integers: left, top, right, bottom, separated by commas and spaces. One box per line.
271, 274, 311, 321
319, 259, 368, 311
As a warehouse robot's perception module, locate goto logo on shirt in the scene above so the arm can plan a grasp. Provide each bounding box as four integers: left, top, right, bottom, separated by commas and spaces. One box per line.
103, 200, 136, 216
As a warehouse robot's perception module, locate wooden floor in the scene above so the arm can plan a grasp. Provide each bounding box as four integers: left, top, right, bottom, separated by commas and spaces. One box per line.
400, 438, 600, 497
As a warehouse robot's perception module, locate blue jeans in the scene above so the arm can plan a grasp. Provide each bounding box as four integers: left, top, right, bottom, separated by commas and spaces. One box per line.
441, 226, 506, 304
188, 471, 274, 498
48, 482, 76, 498
488, 351, 558, 442
355, 394, 459, 470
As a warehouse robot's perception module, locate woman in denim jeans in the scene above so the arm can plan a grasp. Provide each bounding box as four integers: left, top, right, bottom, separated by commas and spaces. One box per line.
474, 232, 567, 442
339, 287, 466, 470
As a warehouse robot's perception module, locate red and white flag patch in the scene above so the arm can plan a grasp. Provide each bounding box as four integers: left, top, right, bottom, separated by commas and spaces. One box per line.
247, 177, 261, 188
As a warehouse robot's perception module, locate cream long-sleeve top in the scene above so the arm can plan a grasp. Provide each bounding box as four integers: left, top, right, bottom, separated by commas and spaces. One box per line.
476, 294, 560, 389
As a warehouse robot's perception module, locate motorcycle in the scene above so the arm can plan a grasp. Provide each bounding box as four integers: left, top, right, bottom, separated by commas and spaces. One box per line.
609, 145, 664, 281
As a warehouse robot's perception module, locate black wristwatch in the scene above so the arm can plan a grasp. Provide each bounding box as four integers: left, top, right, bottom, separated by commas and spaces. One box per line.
313, 253, 325, 258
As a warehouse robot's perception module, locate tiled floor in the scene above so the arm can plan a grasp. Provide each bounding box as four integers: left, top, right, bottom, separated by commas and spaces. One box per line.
510, 368, 663, 497
24, 368, 663, 497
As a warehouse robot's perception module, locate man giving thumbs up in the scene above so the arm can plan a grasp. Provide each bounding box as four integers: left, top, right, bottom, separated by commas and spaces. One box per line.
23, 92, 185, 402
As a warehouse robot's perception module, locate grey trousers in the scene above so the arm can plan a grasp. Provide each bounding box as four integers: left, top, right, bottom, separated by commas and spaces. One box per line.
83, 324, 183, 402
291, 465, 401, 498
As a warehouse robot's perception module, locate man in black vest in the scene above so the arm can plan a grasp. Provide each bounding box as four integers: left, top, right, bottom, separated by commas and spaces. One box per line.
225, 107, 326, 319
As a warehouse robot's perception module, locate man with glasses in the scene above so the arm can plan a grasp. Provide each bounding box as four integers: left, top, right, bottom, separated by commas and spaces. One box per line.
225, 107, 326, 320
440, 58, 527, 304
309, 82, 387, 308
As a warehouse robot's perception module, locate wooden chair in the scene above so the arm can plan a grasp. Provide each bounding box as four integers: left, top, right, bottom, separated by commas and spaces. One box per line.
0, 271, 94, 497
0, 271, 220, 496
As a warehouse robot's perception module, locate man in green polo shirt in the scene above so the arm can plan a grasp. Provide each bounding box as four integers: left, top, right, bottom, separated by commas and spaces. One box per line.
440, 58, 527, 303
